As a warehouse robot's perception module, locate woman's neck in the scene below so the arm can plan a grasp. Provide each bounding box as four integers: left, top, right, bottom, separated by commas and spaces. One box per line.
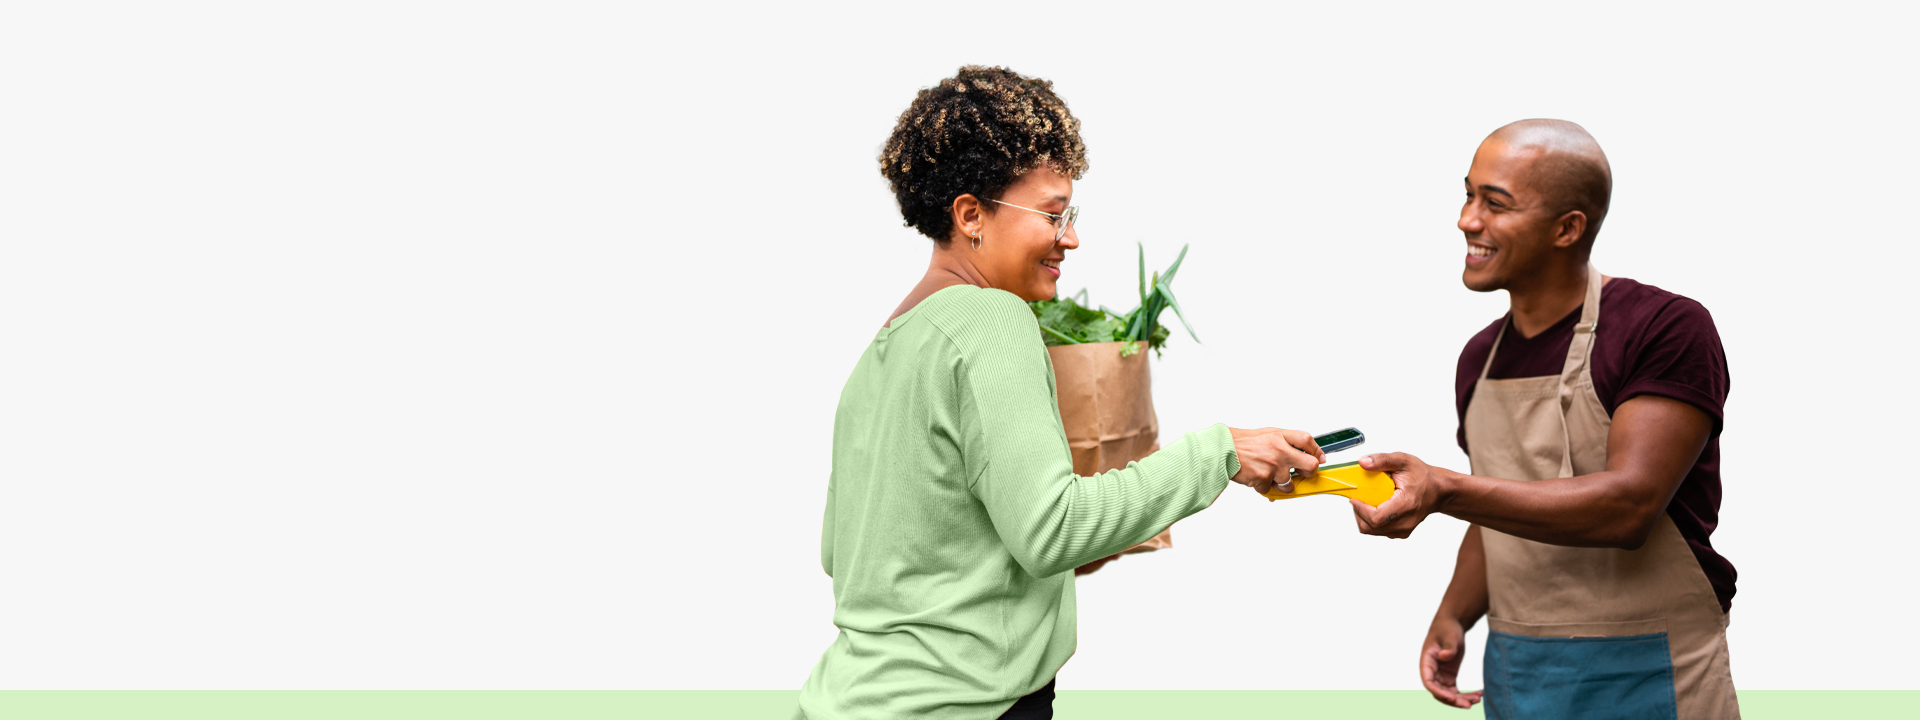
886, 244, 991, 327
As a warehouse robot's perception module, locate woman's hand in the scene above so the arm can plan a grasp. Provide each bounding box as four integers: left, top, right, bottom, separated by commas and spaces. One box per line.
1421, 614, 1483, 709
1229, 428, 1325, 495
1074, 553, 1121, 575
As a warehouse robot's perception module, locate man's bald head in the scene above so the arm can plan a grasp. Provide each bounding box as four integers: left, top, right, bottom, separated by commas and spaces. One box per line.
1486, 119, 1613, 246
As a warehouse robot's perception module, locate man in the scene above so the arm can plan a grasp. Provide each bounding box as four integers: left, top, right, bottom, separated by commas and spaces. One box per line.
1351, 120, 1738, 718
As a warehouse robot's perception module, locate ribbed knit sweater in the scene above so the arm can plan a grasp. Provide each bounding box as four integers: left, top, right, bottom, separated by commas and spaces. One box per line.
796, 285, 1239, 720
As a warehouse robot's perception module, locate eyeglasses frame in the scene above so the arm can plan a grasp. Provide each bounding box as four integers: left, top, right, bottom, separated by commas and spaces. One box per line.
987, 199, 1080, 242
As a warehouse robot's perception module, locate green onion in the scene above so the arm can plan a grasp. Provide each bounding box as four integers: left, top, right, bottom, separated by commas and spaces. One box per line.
1030, 243, 1198, 355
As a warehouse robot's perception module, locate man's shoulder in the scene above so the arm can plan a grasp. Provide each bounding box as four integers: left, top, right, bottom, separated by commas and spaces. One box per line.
1603, 277, 1720, 338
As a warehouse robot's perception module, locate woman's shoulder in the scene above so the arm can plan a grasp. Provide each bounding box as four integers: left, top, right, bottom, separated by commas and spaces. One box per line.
918, 286, 1043, 354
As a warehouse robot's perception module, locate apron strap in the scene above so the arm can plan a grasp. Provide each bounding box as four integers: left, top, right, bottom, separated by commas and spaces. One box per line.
1478, 318, 1510, 382
1555, 264, 1604, 477
1557, 264, 1603, 391
1480, 263, 1601, 383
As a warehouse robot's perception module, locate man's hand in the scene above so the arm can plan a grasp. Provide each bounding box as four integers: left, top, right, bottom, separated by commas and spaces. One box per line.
1229, 428, 1324, 495
1349, 452, 1452, 538
1421, 615, 1483, 709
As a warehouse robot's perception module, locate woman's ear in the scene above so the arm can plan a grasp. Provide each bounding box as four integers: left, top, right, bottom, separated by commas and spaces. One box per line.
950, 194, 984, 243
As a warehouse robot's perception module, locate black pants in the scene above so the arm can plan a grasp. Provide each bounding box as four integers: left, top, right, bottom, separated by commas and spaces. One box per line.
998, 678, 1056, 719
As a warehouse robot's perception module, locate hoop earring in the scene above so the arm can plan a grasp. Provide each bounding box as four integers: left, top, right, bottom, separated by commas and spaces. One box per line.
971, 232, 981, 252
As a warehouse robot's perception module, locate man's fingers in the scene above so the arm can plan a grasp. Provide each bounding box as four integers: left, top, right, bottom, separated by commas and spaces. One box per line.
1353, 495, 1416, 538
1360, 452, 1410, 472
1351, 497, 1392, 533
1348, 497, 1374, 531
1420, 649, 1456, 704
1373, 485, 1416, 520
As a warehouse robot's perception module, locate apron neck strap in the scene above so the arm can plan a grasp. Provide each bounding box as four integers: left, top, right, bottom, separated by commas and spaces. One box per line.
1552, 264, 1603, 477
1478, 319, 1509, 382
1558, 264, 1603, 385
1477, 264, 1604, 384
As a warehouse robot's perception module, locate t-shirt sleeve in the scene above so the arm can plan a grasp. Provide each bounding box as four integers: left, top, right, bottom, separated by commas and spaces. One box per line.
941, 290, 1237, 579
1618, 297, 1730, 434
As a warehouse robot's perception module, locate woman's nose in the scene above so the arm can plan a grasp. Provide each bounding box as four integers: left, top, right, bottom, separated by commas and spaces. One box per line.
1059, 224, 1081, 249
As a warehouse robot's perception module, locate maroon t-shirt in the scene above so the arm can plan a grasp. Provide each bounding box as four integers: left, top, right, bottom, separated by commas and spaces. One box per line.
1455, 278, 1735, 612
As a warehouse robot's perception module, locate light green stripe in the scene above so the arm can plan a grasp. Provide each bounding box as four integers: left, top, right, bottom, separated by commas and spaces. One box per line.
0, 690, 1912, 719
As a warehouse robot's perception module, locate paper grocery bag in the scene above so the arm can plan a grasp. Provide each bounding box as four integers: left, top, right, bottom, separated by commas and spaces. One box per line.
1048, 342, 1159, 474
1048, 341, 1175, 560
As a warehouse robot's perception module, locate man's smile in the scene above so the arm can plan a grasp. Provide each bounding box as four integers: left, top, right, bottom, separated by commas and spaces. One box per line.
1466, 242, 1496, 267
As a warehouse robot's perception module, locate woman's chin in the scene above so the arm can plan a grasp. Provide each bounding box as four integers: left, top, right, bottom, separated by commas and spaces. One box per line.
1025, 278, 1057, 302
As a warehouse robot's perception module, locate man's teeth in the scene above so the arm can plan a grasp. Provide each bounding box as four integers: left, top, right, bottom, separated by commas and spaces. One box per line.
1468, 246, 1493, 257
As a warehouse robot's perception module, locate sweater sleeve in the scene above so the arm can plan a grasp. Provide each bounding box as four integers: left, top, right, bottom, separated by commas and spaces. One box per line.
941, 290, 1238, 578
820, 473, 834, 578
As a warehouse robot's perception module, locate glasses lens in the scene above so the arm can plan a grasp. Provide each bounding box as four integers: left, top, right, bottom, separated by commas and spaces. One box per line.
1056, 207, 1079, 241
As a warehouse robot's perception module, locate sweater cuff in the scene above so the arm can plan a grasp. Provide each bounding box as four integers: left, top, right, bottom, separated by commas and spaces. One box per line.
1205, 423, 1240, 481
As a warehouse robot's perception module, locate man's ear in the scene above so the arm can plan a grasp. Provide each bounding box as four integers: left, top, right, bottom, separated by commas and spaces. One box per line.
950, 194, 984, 244
1553, 210, 1588, 249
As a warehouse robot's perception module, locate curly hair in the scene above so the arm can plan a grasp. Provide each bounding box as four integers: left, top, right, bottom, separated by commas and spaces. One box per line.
880, 66, 1088, 243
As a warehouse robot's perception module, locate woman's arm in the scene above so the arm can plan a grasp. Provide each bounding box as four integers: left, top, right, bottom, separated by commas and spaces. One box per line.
819, 475, 834, 579
967, 419, 1238, 578
949, 292, 1316, 577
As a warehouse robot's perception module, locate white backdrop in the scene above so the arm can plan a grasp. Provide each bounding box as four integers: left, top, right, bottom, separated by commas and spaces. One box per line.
2, 1, 1915, 691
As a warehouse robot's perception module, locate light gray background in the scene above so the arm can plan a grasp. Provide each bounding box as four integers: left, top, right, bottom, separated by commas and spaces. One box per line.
3, 1, 1914, 691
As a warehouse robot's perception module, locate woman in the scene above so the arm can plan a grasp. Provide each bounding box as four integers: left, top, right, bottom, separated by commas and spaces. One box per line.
796, 66, 1323, 720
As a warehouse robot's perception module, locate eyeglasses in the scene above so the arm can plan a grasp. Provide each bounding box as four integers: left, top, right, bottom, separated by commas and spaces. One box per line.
989, 199, 1080, 242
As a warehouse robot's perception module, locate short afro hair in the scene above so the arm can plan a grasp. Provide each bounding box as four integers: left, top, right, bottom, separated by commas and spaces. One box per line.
880, 66, 1088, 243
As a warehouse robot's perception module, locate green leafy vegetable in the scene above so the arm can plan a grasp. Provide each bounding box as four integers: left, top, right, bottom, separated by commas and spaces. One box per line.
1030, 243, 1198, 356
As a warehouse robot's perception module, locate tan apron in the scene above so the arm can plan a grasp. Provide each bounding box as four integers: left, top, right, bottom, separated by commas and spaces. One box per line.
1467, 265, 1738, 720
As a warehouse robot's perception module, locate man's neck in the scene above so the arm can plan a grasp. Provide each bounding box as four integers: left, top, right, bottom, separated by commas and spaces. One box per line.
1506, 262, 1591, 339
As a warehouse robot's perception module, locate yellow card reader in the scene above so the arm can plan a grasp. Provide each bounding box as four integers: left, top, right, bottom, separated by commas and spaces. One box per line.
1261, 460, 1397, 507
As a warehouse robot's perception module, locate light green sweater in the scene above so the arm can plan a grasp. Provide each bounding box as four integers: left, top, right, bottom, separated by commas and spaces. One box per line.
796, 285, 1239, 720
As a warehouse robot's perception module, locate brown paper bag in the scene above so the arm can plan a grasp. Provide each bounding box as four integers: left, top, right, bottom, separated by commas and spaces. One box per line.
1049, 342, 1174, 572
1048, 342, 1159, 474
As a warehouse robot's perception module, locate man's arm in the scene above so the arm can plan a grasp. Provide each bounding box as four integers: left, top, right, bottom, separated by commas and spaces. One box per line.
1422, 525, 1488, 708
1351, 394, 1713, 548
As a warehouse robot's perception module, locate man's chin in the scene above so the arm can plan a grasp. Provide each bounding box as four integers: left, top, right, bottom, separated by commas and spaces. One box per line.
1462, 268, 1503, 293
